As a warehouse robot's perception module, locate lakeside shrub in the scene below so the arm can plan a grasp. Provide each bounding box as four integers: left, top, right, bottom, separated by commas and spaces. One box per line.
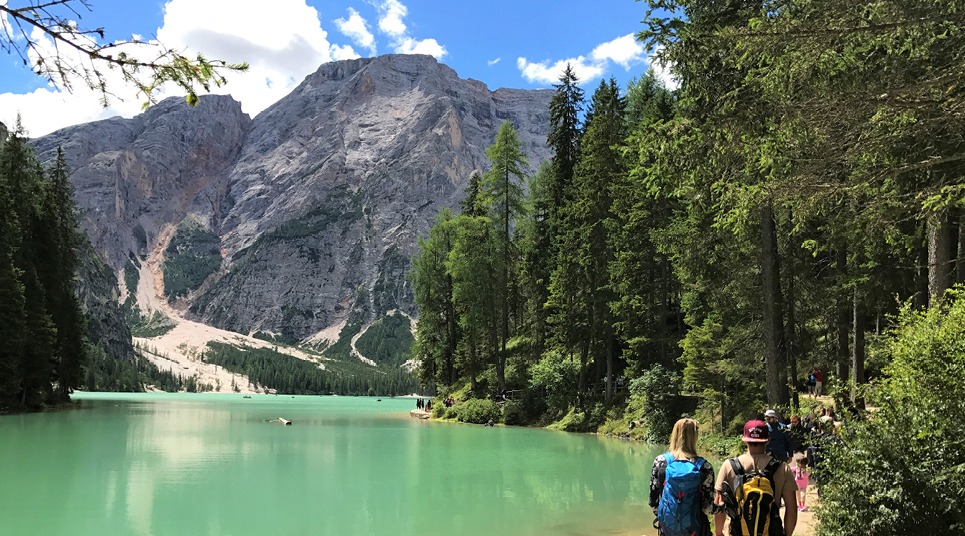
529, 351, 579, 418
503, 388, 548, 426
817, 290, 965, 536
456, 398, 500, 424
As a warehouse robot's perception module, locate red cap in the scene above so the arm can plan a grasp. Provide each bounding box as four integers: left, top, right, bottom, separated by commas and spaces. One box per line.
742, 420, 769, 443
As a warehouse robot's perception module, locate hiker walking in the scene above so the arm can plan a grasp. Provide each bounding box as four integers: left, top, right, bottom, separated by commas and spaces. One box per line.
764, 409, 793, 463
714, 420, 797, 536
785, 415, 809, 455
649, 418, 715, 536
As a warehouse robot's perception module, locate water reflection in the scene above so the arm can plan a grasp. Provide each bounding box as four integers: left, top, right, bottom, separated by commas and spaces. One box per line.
1, 394, 666, 535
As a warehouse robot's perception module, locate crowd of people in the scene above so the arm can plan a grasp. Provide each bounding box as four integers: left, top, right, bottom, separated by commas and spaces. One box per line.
649, 407, 842, 536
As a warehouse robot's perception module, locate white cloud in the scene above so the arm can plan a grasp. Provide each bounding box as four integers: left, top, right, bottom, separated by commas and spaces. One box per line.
0, 23, 154, 136
487, 57, 501, 66
377, 0, 407, 37
1, 0, 350, 136
517, 33, 651, 87
335, 8, 376, 56
156, 0, 337, 115
0, 88, 132, 138
394, 37, 446, 58
331, 44, 361, 61
516, 56, 605, 86
650, 49, 679, 91
375, 0, 446, 59
591, 34, 646, 69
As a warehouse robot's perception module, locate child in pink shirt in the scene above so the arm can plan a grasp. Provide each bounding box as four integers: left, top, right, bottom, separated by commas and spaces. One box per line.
792, 457, 811, 511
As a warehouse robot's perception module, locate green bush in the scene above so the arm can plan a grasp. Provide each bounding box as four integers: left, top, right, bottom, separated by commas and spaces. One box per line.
455, 398, 501, 424
817, 291, 965, 536
630, 364, 681, 443
529, 351, 580, 418
502, 387, 548, 426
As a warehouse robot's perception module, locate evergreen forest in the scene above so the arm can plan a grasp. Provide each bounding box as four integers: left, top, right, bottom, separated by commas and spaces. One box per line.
412, 0, 963, 440
412, 2, 965, 531
0, 126, 87, 411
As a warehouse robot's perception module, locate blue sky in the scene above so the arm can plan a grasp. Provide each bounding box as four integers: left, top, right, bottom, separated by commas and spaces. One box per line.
0, 0, 670, 136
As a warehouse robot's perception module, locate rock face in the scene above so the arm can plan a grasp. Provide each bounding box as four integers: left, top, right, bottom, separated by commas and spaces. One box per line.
34, 55, 553, 342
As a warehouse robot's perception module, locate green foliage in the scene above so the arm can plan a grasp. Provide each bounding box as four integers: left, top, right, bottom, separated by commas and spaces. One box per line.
323, 322, 363, 361
162, 220, 221, 299
405, 0, 965, 456
83, 344, 183, 393
503, 388, 550, 426
817, 290, 965, 536
629, 364, 681, 443
0, 127, 88, 410
129, 311, 176, 338
355, 312, 415, 367
454, 398, 501, 424
528, 351, 580, 418
204, 341, 419, 396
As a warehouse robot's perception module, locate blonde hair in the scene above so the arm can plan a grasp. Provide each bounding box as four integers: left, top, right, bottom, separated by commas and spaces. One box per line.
669, 418, 700, 461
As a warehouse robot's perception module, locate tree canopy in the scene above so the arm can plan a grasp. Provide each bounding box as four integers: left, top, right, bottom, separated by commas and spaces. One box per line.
0, 0, 247, 106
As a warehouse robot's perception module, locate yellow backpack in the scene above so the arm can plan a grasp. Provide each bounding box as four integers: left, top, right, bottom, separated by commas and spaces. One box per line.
722, 457, 784, 536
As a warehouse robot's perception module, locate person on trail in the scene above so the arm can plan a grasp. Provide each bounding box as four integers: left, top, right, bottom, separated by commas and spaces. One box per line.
785, 415, 809, 455
791, 457, 810, 512
764, 409, 793, 463
813, 368, 824, 397
649, 418, 715, 536
714, 420, 797, 536
806, 416, 839, 498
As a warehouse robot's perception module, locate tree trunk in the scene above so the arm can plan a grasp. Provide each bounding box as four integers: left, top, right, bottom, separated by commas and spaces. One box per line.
605, 329, 614, 403
761, 202, 789, 407
927, 209, 954, 305
785, 237, 800, 410
836, 248, 850, 382
445, 276, 457, 385
957, 210, 965, 284
851, 286, 866, 410
498, 170, 510, 394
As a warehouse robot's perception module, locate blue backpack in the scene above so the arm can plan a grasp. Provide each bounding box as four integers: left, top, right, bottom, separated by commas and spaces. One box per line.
657, 451, 706, 536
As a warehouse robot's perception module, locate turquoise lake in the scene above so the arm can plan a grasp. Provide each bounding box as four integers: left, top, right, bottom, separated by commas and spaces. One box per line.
0, 393, 666, 536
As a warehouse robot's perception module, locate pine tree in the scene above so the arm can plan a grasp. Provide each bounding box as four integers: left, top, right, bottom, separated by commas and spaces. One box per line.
549, 79, 627, 403
482, 121, 529, 393
44, 149, 87, 400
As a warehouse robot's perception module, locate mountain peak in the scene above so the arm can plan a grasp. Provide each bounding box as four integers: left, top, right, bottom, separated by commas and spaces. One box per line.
36, 54, 553, 343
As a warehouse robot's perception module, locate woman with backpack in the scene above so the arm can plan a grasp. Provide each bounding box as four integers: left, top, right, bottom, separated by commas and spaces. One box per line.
649, 418, 715, 536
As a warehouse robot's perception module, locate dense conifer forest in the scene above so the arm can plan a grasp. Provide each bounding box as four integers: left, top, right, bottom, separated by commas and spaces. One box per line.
412, 0, 964, 436
0, 126, 87, 411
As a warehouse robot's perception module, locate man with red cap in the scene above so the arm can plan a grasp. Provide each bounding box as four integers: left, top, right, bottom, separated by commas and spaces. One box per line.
713, 420, 797, 536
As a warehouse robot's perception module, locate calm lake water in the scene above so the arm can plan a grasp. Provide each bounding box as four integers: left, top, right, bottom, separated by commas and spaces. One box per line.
0, 393, 666, 536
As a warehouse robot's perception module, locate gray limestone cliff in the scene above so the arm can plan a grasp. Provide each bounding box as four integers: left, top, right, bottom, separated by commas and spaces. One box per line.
34, 54, 553, 343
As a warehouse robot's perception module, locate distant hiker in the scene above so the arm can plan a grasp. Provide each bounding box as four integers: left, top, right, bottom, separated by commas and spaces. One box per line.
805, 371, 816, 397
785, 415, 809, 455
715, 420, 797, 536
813, 368, 824, 397
649, 418, 715, 536
764, 409, 793, 463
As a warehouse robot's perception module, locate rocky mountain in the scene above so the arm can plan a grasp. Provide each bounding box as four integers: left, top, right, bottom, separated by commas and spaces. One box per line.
33, 54, 553, 350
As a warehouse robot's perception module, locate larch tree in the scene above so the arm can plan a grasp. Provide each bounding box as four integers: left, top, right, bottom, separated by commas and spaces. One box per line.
0, 0, 247, 106
482, 120, 529, 393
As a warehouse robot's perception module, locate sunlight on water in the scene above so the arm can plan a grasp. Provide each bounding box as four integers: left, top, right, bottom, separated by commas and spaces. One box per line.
0, 393, 666, 536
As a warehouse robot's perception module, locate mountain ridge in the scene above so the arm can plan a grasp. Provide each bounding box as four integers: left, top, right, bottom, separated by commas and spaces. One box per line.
32, 53, 553, 368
